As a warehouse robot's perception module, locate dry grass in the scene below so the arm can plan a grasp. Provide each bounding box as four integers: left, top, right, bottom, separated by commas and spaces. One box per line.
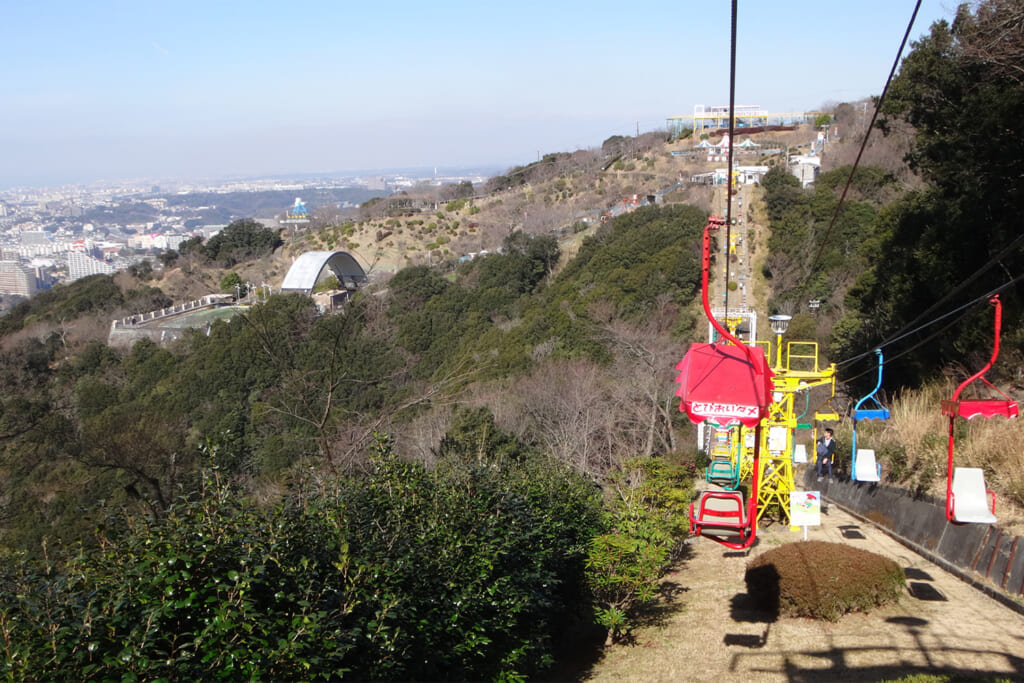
829, 382, 1024, 533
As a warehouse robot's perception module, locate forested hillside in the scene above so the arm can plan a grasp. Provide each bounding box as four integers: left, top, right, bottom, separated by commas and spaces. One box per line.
0, 204, 707, 679
1, 2, 1023, 678
834, 8, 1023, 389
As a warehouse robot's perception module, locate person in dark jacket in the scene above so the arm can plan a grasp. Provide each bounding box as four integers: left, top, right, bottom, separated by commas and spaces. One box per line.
816, 428, 836, 482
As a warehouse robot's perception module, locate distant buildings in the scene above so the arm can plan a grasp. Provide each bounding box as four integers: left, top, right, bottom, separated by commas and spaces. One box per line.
666, 104, 822, 137
0, 261, 39, 297
67, 251, 116, 282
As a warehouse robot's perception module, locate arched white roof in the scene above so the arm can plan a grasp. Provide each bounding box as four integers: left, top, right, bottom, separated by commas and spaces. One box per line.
281, 251, 367, 293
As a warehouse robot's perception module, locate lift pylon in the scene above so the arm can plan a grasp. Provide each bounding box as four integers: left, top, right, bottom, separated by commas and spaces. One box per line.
756, 338, 837, 524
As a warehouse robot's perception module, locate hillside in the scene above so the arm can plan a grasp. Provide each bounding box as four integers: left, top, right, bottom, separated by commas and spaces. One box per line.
1, 3, 1023, 678
285, 126, 821, 278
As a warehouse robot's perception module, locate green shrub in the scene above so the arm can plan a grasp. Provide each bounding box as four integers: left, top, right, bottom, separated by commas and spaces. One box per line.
586, 456, 693, 643
745, 541, 905, 621
0, 436, 605, 682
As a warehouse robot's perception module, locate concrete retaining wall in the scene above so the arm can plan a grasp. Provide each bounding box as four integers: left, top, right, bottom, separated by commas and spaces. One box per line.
802, 467, 1024, 605
107, 327, 187, 348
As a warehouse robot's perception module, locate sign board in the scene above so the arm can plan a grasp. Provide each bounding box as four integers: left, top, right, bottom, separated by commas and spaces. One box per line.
790, 491, 821, 527
768, 426, 788, 452
793, 444, 808, 463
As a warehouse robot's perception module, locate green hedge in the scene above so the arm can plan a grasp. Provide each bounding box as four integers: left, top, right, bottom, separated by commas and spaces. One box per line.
0, 437, 604, 681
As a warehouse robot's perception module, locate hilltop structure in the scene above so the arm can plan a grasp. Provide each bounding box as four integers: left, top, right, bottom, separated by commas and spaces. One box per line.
282, 197, 310, 229
667, 104, 821, 137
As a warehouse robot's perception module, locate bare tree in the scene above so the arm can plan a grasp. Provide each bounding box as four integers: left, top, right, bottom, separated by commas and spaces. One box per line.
310, 204, 344, 230
959, 0, 1024, 84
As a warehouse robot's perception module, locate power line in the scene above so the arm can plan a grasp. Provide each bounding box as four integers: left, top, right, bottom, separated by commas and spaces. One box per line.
797, 0, 923, 299
836, 273, 1024, 379
723, 0, 738, 316
869, 230, 1024, 349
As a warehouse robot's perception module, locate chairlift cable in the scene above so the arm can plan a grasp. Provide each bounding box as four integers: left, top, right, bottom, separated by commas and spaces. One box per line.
856, 230, 1024, 356
836, 272, 1024, 375
723, 0, 738, 318
795, 0, 923, 300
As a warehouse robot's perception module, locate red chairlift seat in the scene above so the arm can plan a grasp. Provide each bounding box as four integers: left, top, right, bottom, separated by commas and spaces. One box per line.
690, 491, 751, 544
941, 398, 1018, 421
675, 216, 773, 550
943, 295, 1019, 524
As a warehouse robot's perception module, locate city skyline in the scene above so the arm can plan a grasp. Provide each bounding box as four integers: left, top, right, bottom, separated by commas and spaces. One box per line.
2, 0, 956, 190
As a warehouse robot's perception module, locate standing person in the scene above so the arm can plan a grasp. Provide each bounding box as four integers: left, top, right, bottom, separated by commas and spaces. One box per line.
816, 428, 836, 482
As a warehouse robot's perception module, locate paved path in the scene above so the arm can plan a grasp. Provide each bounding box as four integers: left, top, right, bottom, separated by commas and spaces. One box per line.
585, 503, 1024, 682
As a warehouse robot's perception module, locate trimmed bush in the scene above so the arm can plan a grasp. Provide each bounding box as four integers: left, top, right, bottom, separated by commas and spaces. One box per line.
745, 541, 905, 621
0, 437, 605, 682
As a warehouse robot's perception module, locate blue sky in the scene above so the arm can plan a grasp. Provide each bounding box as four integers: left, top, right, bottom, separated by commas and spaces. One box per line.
0, 0, 957, 189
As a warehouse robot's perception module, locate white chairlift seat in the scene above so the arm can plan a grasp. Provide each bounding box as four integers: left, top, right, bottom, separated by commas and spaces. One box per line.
854, 449, 881, 482
951, 467, 997, 524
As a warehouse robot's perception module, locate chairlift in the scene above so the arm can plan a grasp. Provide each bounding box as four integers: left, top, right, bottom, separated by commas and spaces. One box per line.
705, 427, 741, 490
812, 372, 841, 423
941, 295, 1018, 524
675, 216, 773, 550
813, 398, 841, 423
851, 349, 888, 482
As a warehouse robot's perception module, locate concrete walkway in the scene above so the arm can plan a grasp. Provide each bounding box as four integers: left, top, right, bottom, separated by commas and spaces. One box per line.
586, 503, 1024, 682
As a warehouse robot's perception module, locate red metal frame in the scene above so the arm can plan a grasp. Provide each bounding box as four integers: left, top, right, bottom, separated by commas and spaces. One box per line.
941, 295, 1018, 524
677, 216, 772, 549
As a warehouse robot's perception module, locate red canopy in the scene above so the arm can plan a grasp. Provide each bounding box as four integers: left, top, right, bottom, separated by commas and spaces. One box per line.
675, 342, 774, 427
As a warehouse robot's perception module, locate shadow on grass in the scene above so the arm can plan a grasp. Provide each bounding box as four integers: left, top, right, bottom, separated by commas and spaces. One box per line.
766, 655, 1024, 682
839, 524, 867, 540
729, 591, 777, 624
724, 592, 776, 650
546, 545, 697, 681
728, 616, 1024, 682
903, 566, 935, 581
908, 581, 948, 601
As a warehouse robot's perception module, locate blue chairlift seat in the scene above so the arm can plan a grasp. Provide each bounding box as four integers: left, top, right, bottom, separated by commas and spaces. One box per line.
852, 349, 889, 482
854, 407, 890, 421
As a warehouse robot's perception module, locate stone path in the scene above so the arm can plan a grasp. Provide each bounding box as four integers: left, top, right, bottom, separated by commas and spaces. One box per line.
585, 503, 1024, 682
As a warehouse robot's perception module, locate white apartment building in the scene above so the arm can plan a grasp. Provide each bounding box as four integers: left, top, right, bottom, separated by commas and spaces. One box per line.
0, 261, 38, 297
67, 251, 116, 282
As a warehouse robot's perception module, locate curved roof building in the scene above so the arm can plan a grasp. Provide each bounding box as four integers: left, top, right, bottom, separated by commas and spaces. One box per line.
280, 251, 367, 294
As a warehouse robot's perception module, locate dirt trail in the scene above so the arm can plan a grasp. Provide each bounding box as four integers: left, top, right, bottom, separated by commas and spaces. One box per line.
584, 503, 1024, 682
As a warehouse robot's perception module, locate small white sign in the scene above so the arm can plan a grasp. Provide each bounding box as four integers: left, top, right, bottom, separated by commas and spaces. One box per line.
768, 425, 788, 452
793, 444, 808, 463
790, 491, 821, 527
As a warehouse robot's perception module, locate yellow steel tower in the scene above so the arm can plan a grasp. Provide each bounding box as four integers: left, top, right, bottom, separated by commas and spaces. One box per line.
754, 315, 837, 524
